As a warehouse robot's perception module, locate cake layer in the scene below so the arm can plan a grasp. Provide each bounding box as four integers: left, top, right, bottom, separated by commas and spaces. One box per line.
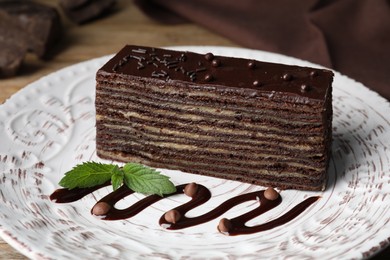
95, 45, 333, 191
95, 86, 325, 127
97, 150, 326, 191
96, 137, 326, 173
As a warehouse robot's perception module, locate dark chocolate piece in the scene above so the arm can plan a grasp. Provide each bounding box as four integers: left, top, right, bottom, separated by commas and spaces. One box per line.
0, 10, 27, 77
59, 0, 116, 24
0, 0, 62, 59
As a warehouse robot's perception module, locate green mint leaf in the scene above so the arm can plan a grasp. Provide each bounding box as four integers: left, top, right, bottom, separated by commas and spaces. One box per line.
122, 163, 176, 196
59, 162, 119, 189
111, 170, 124, 191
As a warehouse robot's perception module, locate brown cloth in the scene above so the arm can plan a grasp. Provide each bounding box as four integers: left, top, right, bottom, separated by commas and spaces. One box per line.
135, 0, 390, 100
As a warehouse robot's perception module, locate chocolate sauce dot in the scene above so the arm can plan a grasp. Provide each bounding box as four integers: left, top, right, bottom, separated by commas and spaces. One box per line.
282, 73, 293, 81
301, 84, 311, 92
264, 187, 279, 201
165, 209, 181, 224
218, 218, 232, 233
184, 182, 198, 197
204, 74, 213, 82
212, 59, 221, 67
248, 61, 256, 69
310, 71, 318, 77
205, 53, 214, 61
92, 202, 111, 216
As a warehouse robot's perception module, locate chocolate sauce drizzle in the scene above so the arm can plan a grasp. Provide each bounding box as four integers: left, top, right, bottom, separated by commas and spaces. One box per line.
50, 183, 319, 236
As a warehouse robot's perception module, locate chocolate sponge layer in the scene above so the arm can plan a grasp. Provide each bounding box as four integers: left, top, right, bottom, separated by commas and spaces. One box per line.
95, 45, 333, 191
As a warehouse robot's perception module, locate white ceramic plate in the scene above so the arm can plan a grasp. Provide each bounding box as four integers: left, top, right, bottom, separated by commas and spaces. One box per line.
1, 46, 389, 259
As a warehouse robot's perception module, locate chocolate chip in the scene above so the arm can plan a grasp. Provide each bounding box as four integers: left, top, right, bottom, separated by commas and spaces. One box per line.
92, 202, 111, 216
204, 74, 213, 82
164, 209, 181, 223
310, 71, 318, 77
218, 218, 232, 233
282, 73, 293, 81
205, 52, 214, 61
253, 80, 261, 87
264, 187, 279, 201
184, 182, 198, 197
212, 59, 221, 67
248, 61, 256, 69
301, 84, 311, 92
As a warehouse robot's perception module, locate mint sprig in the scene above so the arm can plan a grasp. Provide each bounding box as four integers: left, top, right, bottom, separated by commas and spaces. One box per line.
59, 162, 120, 189
122, 163, 176, 196
58, 162, 176, 196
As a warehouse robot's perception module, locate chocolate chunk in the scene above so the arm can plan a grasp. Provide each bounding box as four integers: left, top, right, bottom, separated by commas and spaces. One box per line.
0, 0, 62, 59
59, 0, 116, 24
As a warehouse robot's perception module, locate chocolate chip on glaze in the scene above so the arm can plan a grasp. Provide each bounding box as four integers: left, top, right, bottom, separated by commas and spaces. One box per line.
301, 84, 311, 92
204, 52, 214, 61
164, 209, 181, 224
204, 74, 214, 82
252, 80, 261, 87
282, 73, 293, 81
264, 187, 279, 201
212, 59, 221, 67
310, 70, 318, 77
218, 218, 232, 234
247, 60, 256, 69
184, 182, 199, 197
92, 202, 111, 216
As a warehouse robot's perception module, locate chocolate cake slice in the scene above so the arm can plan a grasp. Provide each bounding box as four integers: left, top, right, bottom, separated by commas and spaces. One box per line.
95, 45, 333, 191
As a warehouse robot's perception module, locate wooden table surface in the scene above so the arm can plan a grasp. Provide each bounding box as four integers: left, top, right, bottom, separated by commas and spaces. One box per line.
0, 1, 388, 259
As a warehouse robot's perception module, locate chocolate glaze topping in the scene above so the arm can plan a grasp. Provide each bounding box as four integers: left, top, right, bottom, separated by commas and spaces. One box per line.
50, 182, 319, 236
99, 45, 333, 101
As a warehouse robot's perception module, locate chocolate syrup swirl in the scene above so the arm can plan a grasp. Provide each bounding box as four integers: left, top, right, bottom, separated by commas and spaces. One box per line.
50, 183, 319, 236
